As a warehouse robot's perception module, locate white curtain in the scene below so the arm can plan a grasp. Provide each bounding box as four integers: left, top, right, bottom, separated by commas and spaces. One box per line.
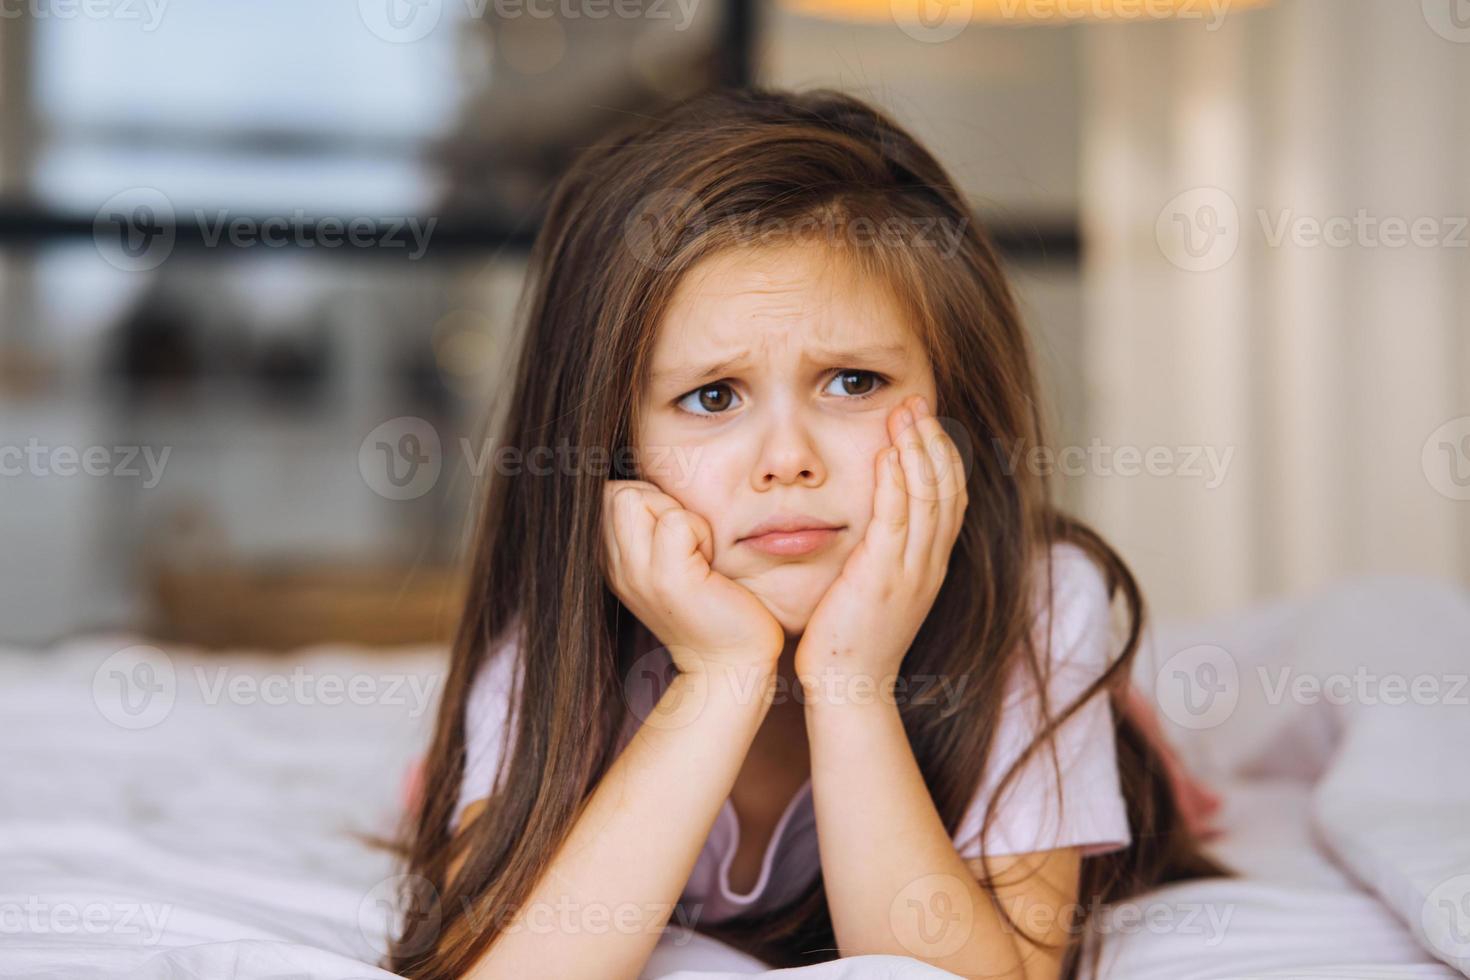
1077, 0, 1470, 619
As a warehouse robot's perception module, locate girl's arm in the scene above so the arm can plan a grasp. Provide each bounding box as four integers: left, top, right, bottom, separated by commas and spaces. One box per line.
447, 478, 785, 976
794, 395, 1080, 977
806, 690, 1079, 980
454, 661, 776, 980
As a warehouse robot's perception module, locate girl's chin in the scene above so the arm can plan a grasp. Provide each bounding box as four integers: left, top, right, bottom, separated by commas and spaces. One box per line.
751, 586, 827, 638
721, 563, 838, 639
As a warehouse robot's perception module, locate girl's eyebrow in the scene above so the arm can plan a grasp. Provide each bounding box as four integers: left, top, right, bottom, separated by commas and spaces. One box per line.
653, 353, 750, 389
653, 342, 908, 389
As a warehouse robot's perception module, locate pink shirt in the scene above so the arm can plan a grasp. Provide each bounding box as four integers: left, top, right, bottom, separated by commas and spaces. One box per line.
452, 541, 1130, 924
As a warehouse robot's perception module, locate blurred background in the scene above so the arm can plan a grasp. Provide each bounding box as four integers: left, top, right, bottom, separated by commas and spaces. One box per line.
0, 0, 1466, 649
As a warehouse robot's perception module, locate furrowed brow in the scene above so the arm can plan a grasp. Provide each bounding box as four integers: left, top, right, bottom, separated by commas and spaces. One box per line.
803, 342, 910, 367
652, 341, 909, 389
651, 353, 750, 389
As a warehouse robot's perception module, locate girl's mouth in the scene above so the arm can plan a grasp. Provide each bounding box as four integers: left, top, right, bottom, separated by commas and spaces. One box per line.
739, 527, 843, 557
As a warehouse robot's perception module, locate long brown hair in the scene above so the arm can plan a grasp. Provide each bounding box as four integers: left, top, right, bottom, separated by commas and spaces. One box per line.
383, 86, 1229, 979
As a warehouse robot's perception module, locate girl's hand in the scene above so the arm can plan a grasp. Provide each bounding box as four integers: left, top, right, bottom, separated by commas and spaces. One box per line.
602, 480, 785, 675
795, 395, 968, 696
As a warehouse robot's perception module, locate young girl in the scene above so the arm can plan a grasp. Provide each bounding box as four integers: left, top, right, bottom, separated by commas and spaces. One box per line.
385, 88, 1228, 980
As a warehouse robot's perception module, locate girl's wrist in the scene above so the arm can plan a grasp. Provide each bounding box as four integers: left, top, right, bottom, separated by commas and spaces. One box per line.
668, 656, 782, 715
797, 663, 903, 713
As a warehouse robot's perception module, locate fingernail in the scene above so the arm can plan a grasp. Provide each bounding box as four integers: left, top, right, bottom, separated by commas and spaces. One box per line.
901, 408, 914, 428
916, 396, 930, 416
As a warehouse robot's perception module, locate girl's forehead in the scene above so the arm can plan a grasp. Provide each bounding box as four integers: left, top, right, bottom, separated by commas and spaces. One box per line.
652, 244, 922, 365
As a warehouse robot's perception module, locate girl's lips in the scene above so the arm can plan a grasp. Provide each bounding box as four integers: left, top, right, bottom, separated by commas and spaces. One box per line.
739, 527, 842, 557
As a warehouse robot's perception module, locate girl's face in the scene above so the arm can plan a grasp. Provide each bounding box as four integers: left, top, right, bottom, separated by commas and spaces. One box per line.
635, 243, 938, 636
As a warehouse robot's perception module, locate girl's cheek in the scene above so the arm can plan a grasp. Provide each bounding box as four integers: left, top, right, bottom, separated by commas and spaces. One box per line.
636, 439, 730, 529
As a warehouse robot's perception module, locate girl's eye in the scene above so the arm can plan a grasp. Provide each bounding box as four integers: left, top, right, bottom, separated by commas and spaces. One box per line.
676, 383, 741, 417
824, 369, 886, 400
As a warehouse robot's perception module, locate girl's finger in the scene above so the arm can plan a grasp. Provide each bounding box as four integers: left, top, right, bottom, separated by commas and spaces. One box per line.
894, 402, 940, 573
652, 505, 714, 580
614, 484, 657, 578
915, 411, 965, 549
917, 408, 961, 503
602, 482, 630, 580
868, 443, 908, 568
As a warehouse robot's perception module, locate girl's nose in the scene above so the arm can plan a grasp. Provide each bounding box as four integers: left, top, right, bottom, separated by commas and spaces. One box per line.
753, 412, 825, 489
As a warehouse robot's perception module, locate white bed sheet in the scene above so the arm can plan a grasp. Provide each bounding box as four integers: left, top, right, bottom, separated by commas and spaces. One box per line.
1, 572, 1466, 979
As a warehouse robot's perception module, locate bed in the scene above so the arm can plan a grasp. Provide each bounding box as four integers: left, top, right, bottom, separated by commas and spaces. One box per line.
2, 572, 1467, 979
